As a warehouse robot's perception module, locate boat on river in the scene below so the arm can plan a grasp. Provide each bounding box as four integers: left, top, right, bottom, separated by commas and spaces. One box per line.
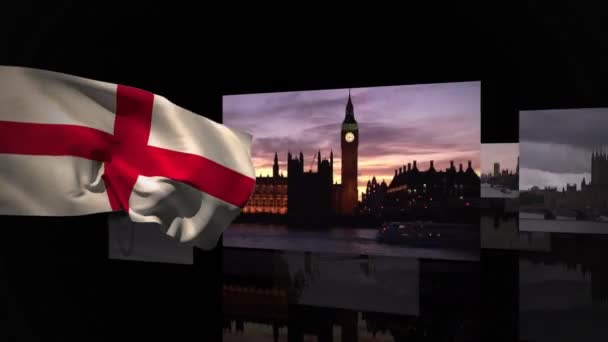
376, 221, 478, 248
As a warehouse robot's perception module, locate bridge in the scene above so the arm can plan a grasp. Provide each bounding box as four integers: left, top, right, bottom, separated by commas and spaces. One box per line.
522, 206, 605, 221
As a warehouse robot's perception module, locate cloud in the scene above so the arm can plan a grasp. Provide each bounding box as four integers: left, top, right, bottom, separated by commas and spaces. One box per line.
224, 89, 359, 132
519, 167, 590, 191
520, 108, 608, 150
518, 109, 607, 188
520, 141, 591, 174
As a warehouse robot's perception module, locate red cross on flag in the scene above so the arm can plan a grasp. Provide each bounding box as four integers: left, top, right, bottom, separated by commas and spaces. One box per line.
0, 66, 256, 249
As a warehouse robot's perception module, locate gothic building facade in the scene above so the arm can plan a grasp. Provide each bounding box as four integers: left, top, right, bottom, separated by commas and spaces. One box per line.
592, 150, 608, 185
242, 90, 359, 221
543, 150, 608, 216
242, 153, 288, 215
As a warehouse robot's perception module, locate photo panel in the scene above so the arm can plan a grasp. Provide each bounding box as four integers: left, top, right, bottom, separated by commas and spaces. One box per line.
519, 108, 608, 234
222, 82, 482, 261
481, 143, 519, 199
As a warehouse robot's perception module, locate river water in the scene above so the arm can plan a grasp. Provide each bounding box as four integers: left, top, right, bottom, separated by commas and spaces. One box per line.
519, 258, 608, 342
481, 183, 519, 199
481, 215, 552, 251
223, 223, 479, 262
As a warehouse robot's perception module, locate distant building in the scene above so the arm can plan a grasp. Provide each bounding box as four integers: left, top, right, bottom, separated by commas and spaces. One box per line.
541, 150, 608, 215
592, 150, 608, 185
481, 159, 518, 190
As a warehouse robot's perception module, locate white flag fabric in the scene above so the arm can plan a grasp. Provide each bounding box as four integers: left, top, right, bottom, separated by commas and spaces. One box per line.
0, 66, 256, 249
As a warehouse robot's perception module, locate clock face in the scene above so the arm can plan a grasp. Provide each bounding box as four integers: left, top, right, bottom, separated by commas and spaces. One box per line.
344, 132, 355, 143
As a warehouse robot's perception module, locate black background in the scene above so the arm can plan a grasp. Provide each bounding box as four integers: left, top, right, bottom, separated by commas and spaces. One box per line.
1, 3, 607, 341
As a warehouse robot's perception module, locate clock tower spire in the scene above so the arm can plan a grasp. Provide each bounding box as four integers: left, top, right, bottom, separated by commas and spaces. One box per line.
345, 88, 356, 123
340, 88, 359, 215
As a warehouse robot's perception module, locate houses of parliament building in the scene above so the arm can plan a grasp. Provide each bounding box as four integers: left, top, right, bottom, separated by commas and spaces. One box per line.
241, 90, 481, 222
242, 90, 360, 220
542, 150, 608, 216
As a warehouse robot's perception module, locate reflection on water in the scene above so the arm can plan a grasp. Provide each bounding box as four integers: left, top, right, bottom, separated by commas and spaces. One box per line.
480, 197, 553, 252
224, 224, 479, 262
223, 249, 418, 316
520, 259, 608, 342
296, 253, 418, 315
519, 233, 608, 342
223, 247, 480, 341
223, 317, 395, 342
481, 214, 551, 251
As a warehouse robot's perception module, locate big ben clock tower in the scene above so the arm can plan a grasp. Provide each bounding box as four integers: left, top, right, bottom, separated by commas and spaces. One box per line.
340, 89, 359, 215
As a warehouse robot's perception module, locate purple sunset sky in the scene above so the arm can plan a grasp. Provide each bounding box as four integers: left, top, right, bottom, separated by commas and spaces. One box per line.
223, 82, 480, 198
481, 143, 519, 175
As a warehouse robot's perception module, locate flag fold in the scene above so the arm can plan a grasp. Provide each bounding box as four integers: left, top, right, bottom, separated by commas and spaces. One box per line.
0, 66, 255, 249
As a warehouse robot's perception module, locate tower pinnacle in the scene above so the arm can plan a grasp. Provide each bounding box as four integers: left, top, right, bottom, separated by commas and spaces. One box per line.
344, 89, 356, 123
273, 152, 279, 178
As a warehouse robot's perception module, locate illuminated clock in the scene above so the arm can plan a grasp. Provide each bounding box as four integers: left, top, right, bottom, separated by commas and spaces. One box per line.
344, 132, 355, 143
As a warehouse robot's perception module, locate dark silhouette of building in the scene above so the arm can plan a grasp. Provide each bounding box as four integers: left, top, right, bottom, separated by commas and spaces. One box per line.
387, 160, 479, 197
361, 176, 388, 215
381, 160, 480, 221
541, 149, 608, 216
592, 149, 608, 186
287, 150, 333, 224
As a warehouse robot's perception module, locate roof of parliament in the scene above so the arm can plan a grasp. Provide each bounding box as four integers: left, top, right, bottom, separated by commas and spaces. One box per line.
389, 160, 478, 188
